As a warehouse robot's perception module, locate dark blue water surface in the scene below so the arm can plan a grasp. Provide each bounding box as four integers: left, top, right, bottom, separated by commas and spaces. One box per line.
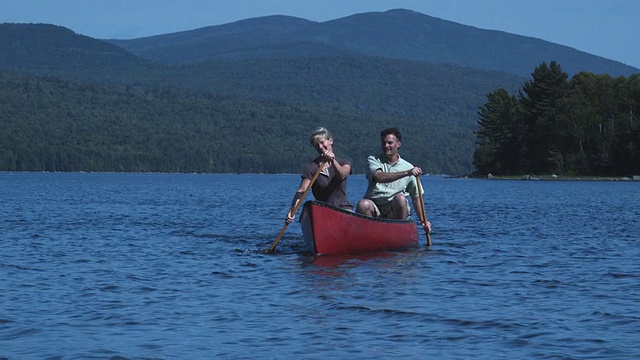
1, 173, 639, 359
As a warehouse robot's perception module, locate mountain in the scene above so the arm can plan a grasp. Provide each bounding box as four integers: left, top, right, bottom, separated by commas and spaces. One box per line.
108, 9, 639, 78
1, 9, 638, 175
0, 23, 151, 75
0, 19, 526, 129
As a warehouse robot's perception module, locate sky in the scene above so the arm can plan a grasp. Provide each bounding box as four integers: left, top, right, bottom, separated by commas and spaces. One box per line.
1, 0, 639, 69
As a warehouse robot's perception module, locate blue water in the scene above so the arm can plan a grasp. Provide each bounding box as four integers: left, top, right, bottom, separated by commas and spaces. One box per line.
1, 173, 639, 359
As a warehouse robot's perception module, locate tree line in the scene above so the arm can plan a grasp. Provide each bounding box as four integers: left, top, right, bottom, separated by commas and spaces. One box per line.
0, 72, 473, 174
474, 61, 640, 176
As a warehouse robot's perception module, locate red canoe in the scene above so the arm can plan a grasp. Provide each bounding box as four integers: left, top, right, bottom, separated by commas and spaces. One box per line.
299, 200, 419, 256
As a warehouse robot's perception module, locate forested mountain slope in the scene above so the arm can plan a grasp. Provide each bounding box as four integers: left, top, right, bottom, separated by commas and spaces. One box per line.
0, 23, 151, 74
2, 9, 636, 174
0, 72, 474, 174
108, 9, 639, 77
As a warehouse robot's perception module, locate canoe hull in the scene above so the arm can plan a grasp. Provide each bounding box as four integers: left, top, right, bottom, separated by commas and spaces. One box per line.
300, 201, 419, 256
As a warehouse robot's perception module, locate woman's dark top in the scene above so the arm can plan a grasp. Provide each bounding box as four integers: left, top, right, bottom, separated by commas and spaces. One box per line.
301, 157, 352, 210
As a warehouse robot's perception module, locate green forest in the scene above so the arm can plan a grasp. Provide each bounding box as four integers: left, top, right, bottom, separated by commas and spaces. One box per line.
474, 61, 640, 176
2, 22, 639, 176
0, 71, 475, 174
2, 61, 638, 176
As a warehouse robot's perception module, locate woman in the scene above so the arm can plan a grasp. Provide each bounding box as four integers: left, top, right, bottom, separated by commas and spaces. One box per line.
285, 127, 352, 224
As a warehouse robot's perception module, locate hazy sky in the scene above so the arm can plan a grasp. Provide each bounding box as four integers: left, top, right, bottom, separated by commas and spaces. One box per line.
1, 0, 638, 69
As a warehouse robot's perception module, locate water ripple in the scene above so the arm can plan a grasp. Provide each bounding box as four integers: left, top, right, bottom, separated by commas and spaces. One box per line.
1, 174, 639, 358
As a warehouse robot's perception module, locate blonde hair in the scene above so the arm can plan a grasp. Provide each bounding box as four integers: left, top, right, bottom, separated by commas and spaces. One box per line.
309, 127, 332, 146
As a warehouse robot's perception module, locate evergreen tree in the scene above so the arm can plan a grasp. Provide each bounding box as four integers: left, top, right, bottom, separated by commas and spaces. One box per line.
561, 72, 606, 174
473, 88, 522, 175
610, 74, 640, 175
519, 61, 569, 174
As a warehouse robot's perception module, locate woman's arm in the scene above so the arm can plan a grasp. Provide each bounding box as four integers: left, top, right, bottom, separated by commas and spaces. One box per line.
285, 178, 311, 223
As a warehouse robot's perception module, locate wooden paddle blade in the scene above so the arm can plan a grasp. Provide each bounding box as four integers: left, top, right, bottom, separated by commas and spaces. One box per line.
265, 223, 289, 253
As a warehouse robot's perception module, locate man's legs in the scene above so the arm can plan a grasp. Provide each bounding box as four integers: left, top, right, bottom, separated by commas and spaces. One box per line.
388, 193, 409, 219
356, 199, 379, 217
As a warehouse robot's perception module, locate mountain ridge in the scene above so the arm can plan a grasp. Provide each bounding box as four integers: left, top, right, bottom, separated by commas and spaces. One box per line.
0, 23, 147, 70
1, 9, 638, 175
107, 9, 639, 77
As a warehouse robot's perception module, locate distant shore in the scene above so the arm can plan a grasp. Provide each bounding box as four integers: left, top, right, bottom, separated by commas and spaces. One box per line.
467, 174, 640, 181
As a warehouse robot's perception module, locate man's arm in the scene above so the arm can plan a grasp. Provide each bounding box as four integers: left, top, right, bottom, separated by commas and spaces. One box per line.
412, 196, 432, 233
372, 167, 422, 183
372, 169, 411, 183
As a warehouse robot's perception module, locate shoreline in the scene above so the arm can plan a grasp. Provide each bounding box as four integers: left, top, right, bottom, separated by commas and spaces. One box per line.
467, 174, 640, 181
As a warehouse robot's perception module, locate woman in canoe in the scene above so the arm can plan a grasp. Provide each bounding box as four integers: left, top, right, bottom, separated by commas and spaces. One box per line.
285, 127, 352, 224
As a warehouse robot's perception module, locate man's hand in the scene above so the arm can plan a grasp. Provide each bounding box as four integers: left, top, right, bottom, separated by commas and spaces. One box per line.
423, 220, 432, 233
410, 167, 423, 177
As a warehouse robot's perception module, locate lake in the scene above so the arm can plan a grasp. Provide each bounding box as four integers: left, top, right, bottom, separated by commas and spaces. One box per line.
1, 173, 639, 359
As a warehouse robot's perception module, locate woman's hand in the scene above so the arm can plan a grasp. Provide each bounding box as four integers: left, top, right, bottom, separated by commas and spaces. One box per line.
322, 150, 336, 162
285, 209, 295, 224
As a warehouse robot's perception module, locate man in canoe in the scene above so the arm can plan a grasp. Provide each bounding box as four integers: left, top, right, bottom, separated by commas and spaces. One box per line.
356, 127, 432, 234
285, 127, 353, 224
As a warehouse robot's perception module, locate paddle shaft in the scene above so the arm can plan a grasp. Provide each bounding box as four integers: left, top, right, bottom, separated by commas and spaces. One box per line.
267, 160, 326, 253
416, 176, 432, 246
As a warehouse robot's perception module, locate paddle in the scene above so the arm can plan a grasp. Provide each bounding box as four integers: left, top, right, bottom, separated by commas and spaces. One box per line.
264, 160, 326, 253
416, 176, 432, 246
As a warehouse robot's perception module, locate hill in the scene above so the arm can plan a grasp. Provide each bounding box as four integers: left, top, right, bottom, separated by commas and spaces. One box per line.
108, 9, 639, 78
0, 21, 526, 127
1, 9, 637, 175
0, 23, 152, 75
0, 72, 476, 174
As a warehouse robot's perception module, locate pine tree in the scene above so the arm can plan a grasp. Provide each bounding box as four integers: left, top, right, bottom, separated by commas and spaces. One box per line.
474, 88, 521, 175
519, 61, 569, 174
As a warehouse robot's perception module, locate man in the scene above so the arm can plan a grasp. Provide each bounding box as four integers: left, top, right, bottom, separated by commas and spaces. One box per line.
356, 127, 431, 234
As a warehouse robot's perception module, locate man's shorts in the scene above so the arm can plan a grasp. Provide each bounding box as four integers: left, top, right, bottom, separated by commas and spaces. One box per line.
371, 198, 411, 219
